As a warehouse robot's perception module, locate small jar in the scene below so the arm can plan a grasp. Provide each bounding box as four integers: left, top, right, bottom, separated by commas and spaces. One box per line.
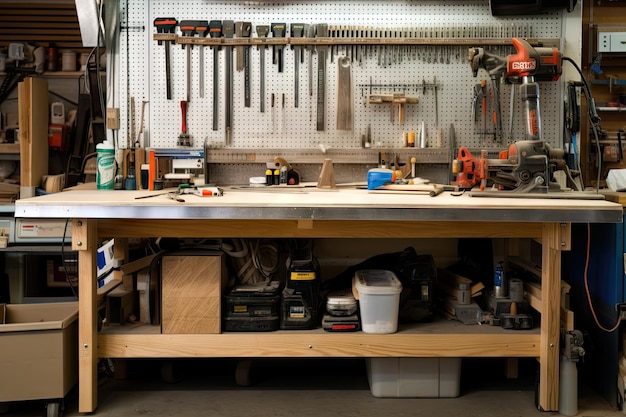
61, 51, 77, 72
47, 46, 58, 71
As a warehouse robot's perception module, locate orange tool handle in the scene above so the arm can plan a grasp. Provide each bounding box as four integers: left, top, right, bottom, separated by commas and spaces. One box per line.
180, 100, 188, 133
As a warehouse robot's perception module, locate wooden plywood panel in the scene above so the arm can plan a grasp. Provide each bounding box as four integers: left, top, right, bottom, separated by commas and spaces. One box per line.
161, 253, 226, 334
18, 76, 48, 189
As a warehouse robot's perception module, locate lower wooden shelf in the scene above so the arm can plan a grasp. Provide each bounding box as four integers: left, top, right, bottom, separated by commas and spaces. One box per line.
98, 318, 540, 359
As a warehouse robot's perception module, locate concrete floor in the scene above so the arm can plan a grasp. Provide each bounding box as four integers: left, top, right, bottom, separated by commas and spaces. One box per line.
2, 358, 623, 417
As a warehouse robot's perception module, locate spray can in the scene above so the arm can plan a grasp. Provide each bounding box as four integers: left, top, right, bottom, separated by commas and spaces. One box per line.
493, 261, 507, 298
96, 140, 115, 190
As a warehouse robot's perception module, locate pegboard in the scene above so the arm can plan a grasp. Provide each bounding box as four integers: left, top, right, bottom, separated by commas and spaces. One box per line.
118, 0, 566, 153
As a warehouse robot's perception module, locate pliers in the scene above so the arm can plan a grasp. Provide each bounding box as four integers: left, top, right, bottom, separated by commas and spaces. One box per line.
471, 83, 485, 123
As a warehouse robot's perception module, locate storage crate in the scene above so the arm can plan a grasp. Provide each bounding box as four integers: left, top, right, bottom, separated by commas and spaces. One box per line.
0, 302, 78, 403
366, 357, 462, 398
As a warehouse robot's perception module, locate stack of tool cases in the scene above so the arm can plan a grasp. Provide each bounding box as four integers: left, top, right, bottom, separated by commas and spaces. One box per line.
398, 253, 437, 323
280, 248, 321, 330
322, 288, 360, 332
223, 280, 281, 331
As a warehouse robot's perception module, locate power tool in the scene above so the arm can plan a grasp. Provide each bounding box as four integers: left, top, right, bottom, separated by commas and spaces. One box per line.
453, 38, 580, 192
468, 37, 561, 143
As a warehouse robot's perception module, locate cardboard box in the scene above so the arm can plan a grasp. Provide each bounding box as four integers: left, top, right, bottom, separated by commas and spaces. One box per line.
0, 302, 78, 402
161, 252, 227, 334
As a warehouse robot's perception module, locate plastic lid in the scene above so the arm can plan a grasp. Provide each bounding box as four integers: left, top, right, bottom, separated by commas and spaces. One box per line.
326, 288, 356, 304
353, 269, 403, 295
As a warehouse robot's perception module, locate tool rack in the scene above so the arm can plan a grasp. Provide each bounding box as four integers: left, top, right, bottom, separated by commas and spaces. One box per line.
117, 0, 566, 183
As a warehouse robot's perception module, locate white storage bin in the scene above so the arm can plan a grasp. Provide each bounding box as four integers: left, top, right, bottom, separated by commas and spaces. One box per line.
353, 269, 402, 334
366, 357, 462, 398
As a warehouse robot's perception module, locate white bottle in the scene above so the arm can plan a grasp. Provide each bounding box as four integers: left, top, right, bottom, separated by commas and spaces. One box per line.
96, 140, 115, 190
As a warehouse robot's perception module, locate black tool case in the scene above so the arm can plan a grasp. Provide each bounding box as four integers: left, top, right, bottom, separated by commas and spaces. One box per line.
223, 281, 281, 332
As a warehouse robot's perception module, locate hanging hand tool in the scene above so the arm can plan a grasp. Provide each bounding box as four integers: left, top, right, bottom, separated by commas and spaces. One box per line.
291, 23, 305, 108
209, 20, 222, 131
256, 25, 269, 113
178, 100, 191, 147
222, 20, 235, 145
306, 24, 316, 122
469, 38, 561, 143
196, 20, 209, 98
235, 22, 245, 72
238, 22, 252, 107
271, 23, 286, 73
179, 20, 197, 103
336, 56, 353, 130
153, 17, 177, 100
316, 23, 328, 131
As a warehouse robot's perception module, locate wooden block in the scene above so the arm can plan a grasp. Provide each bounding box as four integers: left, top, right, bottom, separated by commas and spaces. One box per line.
160, 253, 227, 334
18, 77, 48, 189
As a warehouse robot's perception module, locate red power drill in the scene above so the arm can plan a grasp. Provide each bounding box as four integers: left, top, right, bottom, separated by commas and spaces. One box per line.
468, 38, 561, 142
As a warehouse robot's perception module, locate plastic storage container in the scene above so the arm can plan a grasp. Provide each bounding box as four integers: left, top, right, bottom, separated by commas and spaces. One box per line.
96, 140, 115, 189
366, 357, 462, 398
0, 302, 78, 411
326, 288, 358, 316
353, 269, 402, 334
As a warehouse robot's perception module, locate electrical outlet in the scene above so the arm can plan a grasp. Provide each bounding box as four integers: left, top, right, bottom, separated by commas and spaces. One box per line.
106, 108, 120, 130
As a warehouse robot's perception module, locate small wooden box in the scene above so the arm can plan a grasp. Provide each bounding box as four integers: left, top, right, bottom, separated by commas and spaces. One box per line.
161, 252, 227, 334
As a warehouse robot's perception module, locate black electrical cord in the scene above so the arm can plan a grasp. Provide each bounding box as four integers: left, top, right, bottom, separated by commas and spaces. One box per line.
61, 218, 78, 300
561, 56, 603, 193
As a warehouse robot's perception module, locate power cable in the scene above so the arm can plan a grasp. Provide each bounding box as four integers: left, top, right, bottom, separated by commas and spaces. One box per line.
562, 56, 603, 193
583, 223, 621, 333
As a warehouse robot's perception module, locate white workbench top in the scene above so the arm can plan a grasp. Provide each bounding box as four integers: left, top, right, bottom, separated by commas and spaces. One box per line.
13, 186, 623, 223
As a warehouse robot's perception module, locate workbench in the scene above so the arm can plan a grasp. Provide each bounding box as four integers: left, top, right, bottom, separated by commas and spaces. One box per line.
14, 188, 623, 413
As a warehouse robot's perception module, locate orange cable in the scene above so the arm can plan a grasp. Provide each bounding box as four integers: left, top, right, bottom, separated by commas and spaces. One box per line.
584, 223, 621, 333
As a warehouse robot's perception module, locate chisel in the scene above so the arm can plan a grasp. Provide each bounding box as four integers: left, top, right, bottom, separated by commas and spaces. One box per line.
153, 17, 177, 100
240, 22, 252, 107
209, 20, 222, 131
271, 23, 286, 73
178, 20, 197, 103
290, 23, 305, 108
196, 20, 209, 98
316, 23, 328, 131
256, 25, 269, 113
223, 20, 235, 144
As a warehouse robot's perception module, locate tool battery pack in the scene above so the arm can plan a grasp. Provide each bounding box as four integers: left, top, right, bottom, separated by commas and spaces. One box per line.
398, 254, 437, 323
322, 313, 360, 332
280, 248, 320, 330
223, 281, 281, 332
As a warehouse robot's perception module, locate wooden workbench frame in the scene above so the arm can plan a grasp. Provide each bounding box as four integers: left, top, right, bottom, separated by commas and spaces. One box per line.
72, 218, 564, 412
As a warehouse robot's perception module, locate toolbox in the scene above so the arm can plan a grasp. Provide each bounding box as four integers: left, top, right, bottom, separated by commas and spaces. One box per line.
224, 281, 281, 331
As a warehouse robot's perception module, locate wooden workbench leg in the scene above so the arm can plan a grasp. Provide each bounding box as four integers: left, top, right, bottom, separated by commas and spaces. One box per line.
538, 222, 570, 411
73, 219, 99, 413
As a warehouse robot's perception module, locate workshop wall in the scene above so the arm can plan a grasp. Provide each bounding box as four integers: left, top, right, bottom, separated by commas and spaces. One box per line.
581, 1, 626, 188
113, 0, 577, 186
